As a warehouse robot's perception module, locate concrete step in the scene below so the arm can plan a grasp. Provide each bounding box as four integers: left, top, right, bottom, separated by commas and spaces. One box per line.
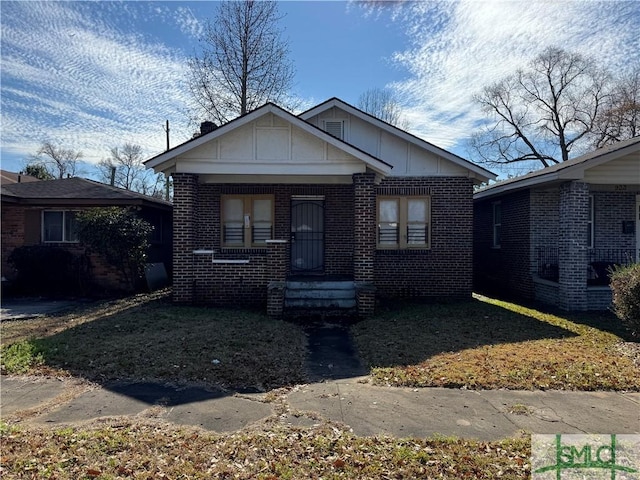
285, 288, 355, 300
284, 298, 357, 310
286, 280, 355, 291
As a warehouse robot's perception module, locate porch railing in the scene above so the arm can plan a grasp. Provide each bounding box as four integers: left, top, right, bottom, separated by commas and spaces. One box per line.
535, 246, 636, 284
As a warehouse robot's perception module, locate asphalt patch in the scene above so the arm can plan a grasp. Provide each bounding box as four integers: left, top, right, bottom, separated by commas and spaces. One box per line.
305, 322, 368, 382
106, 382, 227, 406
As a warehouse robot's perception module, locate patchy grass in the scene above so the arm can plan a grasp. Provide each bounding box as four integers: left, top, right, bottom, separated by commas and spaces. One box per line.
0, 291, 306, 391
354, 295, 640, 391
0, 420, 531, 479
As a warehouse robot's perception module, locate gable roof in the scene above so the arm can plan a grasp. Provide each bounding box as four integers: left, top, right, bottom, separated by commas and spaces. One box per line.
299, 97, 496, 182
1, 177, 172, 209
1, 170, 41, 185
474, 136, 640, 200
145, 102, 393, 176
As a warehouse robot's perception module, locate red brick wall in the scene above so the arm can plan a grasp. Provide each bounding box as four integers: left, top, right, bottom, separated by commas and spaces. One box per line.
1, 205, 26, 280
474, 189, 533, 300
374, 177, 475, 300
1, 204, 127, 291
183, 182, 355, 305
173, 175, 477, 305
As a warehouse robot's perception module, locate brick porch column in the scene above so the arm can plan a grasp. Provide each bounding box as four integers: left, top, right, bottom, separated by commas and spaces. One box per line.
266, 240, 288, 318
353, 172, 376, 316
172, 173, 198, 303
558, 180, 589, 311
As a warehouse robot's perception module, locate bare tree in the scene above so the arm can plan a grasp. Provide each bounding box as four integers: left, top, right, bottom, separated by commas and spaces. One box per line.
98, 143, 164, 196
594, 66, 640, 147
471, 47, 611, 168
357, 87, 408, 128
187, 0, 295, 125
27, 141, 83, 179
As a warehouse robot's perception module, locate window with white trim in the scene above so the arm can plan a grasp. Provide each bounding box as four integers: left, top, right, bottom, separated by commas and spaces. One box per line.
42, 210, 78, 243
323, 120, 345, 140
587, 195, 594, 248
221, 195, 273, 248
377, 196, 430, 249
492, 202, 501, 248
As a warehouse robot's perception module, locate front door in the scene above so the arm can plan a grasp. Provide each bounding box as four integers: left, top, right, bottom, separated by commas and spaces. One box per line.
291, 198, 324, 274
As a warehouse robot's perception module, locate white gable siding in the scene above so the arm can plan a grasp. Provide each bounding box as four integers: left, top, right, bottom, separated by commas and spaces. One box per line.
583, 155, 640, 184
174, 115, 365, 176
306, 106, 473, 178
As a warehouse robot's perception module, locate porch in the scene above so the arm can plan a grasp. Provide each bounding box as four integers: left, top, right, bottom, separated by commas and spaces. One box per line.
534, 245, 637, 310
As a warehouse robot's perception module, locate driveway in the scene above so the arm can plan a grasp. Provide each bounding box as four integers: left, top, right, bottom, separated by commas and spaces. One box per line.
0, 298, 79, 320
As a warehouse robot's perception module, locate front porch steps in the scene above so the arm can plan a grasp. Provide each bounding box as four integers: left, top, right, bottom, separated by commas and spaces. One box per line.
284, 279, 357, 318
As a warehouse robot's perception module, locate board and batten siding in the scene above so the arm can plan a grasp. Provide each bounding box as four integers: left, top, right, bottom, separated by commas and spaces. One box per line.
175, 113, 365, 177
583, 154, 640, 184
305, 107, 470, 177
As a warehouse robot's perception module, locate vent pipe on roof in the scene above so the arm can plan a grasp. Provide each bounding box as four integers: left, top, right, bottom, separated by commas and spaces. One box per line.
200, 121, 217, 136
110, 166, 116, 186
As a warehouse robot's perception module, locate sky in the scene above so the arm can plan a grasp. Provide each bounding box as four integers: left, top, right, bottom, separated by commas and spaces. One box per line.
1, 0, 639, 179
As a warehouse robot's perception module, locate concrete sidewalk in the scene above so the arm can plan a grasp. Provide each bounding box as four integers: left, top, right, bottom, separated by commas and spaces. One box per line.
1, 375, 638, 441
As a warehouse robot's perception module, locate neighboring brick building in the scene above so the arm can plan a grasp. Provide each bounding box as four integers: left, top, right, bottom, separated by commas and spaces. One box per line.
474, 136, 640, 311
146, 98, 495, 317
1, 177, 173, 292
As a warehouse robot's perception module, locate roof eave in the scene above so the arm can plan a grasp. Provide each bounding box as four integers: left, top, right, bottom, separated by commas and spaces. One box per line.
300, 98, 496, 182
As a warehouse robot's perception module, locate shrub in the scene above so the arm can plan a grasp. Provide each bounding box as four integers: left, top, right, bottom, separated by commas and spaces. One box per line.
610, 263, 640, 338
0, 340, 44, 374
76, 207, 153, 292
7, 245, 88, 296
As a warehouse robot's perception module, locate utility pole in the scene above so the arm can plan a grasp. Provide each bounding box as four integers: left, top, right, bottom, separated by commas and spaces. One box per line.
163, 120, 170, 151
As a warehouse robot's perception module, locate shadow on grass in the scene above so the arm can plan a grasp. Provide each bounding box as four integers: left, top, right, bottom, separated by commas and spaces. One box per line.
10, 294, 308, 405
353, 298, 579, 368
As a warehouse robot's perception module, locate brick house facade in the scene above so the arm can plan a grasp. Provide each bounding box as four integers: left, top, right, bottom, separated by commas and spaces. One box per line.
474, 137, 640, 311
1, 177, 172, 293
146, 99, 494, 316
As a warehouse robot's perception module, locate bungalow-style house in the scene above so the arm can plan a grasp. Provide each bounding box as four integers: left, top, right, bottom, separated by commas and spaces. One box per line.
474, 136, 640, 311
145, 98, 495, 317
1, 177, 173, 292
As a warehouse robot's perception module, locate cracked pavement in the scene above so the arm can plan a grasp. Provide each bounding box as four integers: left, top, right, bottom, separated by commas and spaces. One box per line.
2, 376, 638, 441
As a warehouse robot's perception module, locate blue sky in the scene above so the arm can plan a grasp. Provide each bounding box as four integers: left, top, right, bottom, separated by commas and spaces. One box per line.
1, 0, 639, 178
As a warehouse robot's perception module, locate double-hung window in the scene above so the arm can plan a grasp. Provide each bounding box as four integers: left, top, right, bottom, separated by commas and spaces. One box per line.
221, 195, 273, 248
377, 197, 430, 249
42, 210, 78, 243
492, 202, 501, 248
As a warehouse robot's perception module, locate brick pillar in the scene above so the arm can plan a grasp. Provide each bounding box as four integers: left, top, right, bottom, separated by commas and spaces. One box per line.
558, 181, 589, 311
266, 240, 288, 318
172, 173, 198, 303
353, 172, 376, 317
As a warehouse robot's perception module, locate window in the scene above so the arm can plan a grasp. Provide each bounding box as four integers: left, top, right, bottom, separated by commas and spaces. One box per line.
221, 195, 273, 247
377, 197, 430, 249
492, 202, 501, 248
323, 120, 345, 140
42, 210, 78, 243
587, 195, 594, 248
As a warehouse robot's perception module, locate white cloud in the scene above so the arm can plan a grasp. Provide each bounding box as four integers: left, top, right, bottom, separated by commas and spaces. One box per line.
0, 1, 194, 167
387, 0, 640, 165
176, 6, 204, 39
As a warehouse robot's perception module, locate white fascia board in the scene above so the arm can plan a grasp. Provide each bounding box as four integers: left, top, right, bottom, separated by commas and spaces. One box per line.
475, 141, 640, 200
145, 107, 274, 170
145, 103, 392, 177
269, 107, 392, 175
300, 98, 496, 182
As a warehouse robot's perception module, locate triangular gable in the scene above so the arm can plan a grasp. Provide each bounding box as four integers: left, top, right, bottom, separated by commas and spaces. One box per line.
145, 103, 392, 179
475, 136, 640, 200
299, 98, 496, 183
